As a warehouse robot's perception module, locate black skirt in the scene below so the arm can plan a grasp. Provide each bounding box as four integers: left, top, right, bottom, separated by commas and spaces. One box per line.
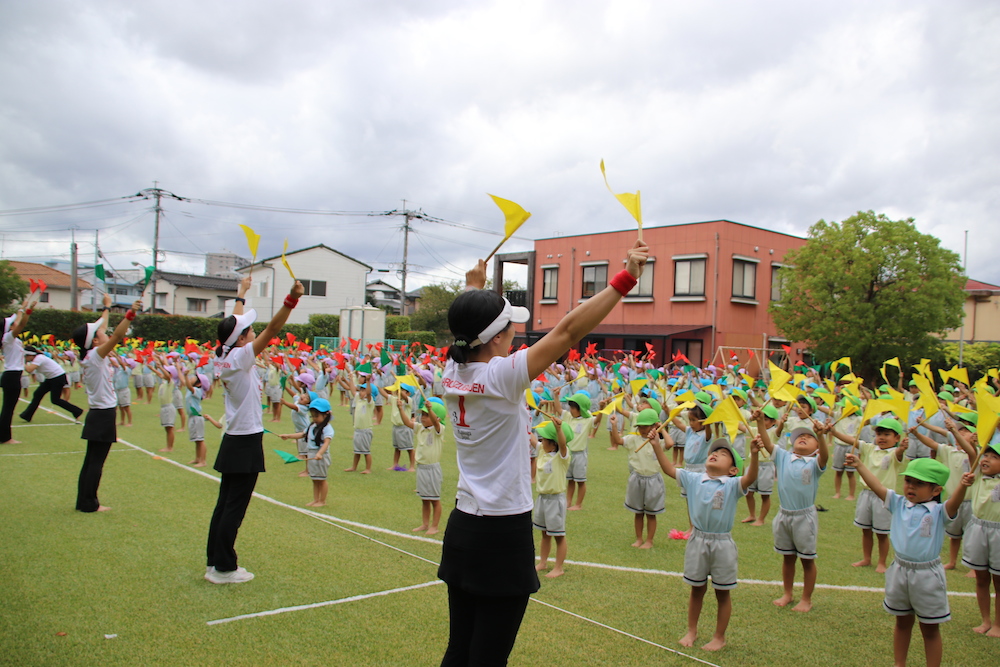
214, 432, 265, 474
437, 509, 540, 597
80, 408, 116, 443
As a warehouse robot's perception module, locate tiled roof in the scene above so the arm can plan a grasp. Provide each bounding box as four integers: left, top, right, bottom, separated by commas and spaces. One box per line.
529, 324, 711, 337
251, 243, 372, 271
965, 279, 1000, 292
6, 260, 92, 290
155, 271, 239, 291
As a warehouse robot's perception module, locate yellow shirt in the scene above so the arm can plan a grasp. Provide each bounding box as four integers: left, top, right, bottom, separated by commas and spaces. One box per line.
560, 412, 594, 452
970, 475, 1000, 522
536, 449, 570, 495
414, 423, 444, 466
623, 433, 662, 476
859, 441, 903, 491
353, 395, 373, 429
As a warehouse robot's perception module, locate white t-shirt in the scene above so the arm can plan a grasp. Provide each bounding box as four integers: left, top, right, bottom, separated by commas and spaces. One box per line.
443, 349, 532, 516
82, 350, 116, 410
2, 331, 24, 371
217, 344, 264, 436
30, 354, 66, 380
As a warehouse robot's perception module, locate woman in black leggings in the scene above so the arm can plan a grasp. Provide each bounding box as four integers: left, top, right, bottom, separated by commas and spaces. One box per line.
1, 307, 31, 444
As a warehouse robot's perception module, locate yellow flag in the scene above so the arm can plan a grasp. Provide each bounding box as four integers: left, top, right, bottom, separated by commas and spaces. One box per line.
975, 388, 1000, 453
576, 364, 588, 381
824, 379, 836, 395
675, 390, 697, 403
948, 366, 970, 387
911, 374, 939, 419
281, 239, 296, 280
884, 386, 905, 401
839, 402, 860, 420
666, 401, 696, 423
702, 396, 746, 441
989, 368, 999, 380
703, 384, 723, 400
913, 359, 932, 380
772, 383, 801, 402
239, 224, 261, 260
947, 400, 975, 415
597, 394, 624, 415
385, 374, 420, 394
599, 160, 642, 232
884, 357, 900, 367
862, 397, 910, 425
768, 361, 791, 395
630, 378, 648, 397
525, 389, 539, 409
488, 194, 531, 240
830, 357, 852, 374
740, 373, 757, 388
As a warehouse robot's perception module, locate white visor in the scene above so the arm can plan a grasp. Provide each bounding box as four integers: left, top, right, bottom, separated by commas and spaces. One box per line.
473, 298, 530, 347
84, 320, 101, 349
2, 314, 15, 337
223, 309, 257, 347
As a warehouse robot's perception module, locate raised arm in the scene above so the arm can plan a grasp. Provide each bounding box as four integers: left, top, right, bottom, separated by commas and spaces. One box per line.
252, 279, 305, 357
96, 297, 141, 359
844, 454, 889, 502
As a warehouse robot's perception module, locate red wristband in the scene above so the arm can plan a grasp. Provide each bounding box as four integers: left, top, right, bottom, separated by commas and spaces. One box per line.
125, 310, 136, 321
24, 308, 32, 315
609, 269, 637, 296
284, 295, 299, 309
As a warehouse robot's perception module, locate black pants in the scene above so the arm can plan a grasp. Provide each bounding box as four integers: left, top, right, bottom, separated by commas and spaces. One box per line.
0, 370, 21, 442
206, 472, 258, 573
20, 375, 81, 421
76, 440, 112, 512
440, 586, 530, 667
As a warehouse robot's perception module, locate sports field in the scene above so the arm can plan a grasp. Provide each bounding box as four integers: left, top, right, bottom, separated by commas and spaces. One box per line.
0, 386, 992, 667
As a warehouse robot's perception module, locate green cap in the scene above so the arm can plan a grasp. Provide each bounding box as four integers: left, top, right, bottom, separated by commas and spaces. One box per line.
636, 408, 660, 426
878, 384, 890, 393
708, 438, 744, 476
567, 392, 591, 416
695, 402, 714, 419
941, 384, 956, 392
644, 398, 662, 415
761, 404, 780, 420
901, 458, 950, 487
694, 391, 713, 405
937, 391, 954, 402
534, 420, 574, 442
798, 394, 817, 413
732, 388, 748, 402
875, 418, 904, 436
421, 401, 447, 421
956, 412, 978, 427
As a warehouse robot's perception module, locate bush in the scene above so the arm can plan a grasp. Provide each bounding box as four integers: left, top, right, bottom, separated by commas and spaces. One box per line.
385, 316, 410, 339
403, 330, 437, 346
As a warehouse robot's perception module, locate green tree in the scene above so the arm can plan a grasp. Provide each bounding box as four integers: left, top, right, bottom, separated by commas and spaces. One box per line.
409, 280, 464, 340
942, 342, 1000, 381
0, 260, 29, 307
770, 211, 966, 382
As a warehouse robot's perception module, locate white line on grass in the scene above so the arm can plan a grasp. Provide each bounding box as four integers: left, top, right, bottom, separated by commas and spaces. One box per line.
12, 422, 77, 428
206, 580, 444, 625
0, 449, 137, 457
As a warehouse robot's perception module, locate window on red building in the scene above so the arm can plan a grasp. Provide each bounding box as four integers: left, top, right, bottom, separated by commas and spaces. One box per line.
732, 258, 757, 300
628, 260, 654, 298
542, 267, 558, 300
672, 339, 703, 365
674, 258, 706, 296
770, 264, 785, 302
581, 263, 607, 298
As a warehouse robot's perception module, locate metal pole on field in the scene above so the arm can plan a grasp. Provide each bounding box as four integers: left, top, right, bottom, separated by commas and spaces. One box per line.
959, 229, 967, 367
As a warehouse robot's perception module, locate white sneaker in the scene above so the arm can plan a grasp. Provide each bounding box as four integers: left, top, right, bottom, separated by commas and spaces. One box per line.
205, 566, 254, 584
204, 566, 215, 580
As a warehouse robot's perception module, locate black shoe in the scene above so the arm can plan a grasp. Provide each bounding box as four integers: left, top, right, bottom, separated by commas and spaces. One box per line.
18, 413, 29, 422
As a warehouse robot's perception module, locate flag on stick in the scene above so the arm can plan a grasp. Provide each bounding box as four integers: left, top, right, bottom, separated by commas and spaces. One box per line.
281, 239, 296, 280
599, 160, 643, 241
484, 194, 531, 262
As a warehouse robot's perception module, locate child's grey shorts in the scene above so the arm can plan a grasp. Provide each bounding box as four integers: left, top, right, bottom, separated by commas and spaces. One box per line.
854, 488, 892, 534
624, 471, 666, 515
307, 449, 331, 480
748, 461, 774, 495
832, 443, 856, 472
961, 517, 1000, 574
265, 385, 282, 402
187, 415, 205, 442
683, 529, 738, 590
883, 557, 950, 624
172, 388, 183, 410
532, 492, 567, 536
159, 405, 176, 428
565, 449, 588, 483
417, 462, 442, 500
353, 428, 373, 455
297, 436, 309, 458
773, 505, 819, 559
945, 499, 972, 539
116, 388, 131, 407
392, 424, 414, 451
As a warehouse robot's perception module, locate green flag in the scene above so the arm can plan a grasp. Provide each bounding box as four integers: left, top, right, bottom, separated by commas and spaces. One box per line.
94, 264, 106, 282
380, 348, 391, 367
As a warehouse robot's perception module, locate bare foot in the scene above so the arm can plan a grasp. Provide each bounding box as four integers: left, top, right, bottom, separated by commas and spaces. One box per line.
311, 502, 325, 508
1, 440, 21, 444
193, 462, 206, 467
568, 505, 582, 511
740, 516, 756, 523
535, 562, 548, 572
606, 446, 619, 450
426, 527, 438, 536
846, 495, 855, 501
792, 600, 812, 613
943, 562, 956, 570
679, 631, 697, 647
639, 541, 653, 549
751, 520, 766, 527
875, 563, 887, 574
269, 418, 280, 422
298, 470, 310, 477
412, 525, 428, 533
773, 594, 793, 607
188, 460, 199, 465
986, 626, 1000, 638
852, 559, 871, 568
97, 505, 112, 512
343, 468, 357, 472
159, 447, 173, 452
407, 467, 415, 472
124, 423, 132, 427
702, 636, 726, 651
360, 469, 371, 474
973, 621, 991, 634
631, 539, 643, 548
545, 567, 564, 578
832, 493, 840, 499
966, 570, 977, 579
305, 501, 317, 507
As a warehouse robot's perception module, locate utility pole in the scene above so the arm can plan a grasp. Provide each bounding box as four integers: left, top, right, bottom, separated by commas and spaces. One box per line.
92, 230, 99, 310
137, 183, 187, 308
401, 200, 411, 316
959, 229, 968, 367
70, 228, 78, 311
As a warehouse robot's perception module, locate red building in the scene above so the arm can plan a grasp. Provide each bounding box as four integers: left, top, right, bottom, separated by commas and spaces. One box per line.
495, 220, 808, 370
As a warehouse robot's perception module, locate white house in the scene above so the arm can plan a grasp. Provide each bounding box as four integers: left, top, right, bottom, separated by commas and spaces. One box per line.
7, 261, 92, 311
238, 244, 371, 324
149, 271, 240, 317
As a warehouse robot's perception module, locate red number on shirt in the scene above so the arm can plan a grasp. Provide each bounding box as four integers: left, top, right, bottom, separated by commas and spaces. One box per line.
454, 395, 471, 427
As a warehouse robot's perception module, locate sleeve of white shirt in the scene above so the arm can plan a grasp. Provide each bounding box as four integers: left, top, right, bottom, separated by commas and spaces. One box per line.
235, 344, 256, 371
488, 349, 530, 403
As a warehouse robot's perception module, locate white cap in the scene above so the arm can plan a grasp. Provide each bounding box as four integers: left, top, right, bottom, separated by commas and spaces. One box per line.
223, 309, 257, 347
84, 320, 101, 349
472, 298, 530, 347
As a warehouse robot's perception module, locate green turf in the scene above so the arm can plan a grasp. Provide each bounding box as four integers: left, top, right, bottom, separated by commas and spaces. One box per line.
0, 385, 995, 666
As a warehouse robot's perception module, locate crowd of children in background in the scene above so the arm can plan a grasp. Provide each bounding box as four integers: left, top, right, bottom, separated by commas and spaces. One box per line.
4, 321, 1000, 665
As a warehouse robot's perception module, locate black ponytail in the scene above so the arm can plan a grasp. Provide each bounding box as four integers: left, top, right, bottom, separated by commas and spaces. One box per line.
446, 289, 505, 364
311, 412, 331, 448
215, 316, 249, 357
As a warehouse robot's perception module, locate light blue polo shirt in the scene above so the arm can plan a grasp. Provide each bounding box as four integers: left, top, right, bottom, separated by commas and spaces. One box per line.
772, 446, 826, 510
677, 469, 746, 533
684, 428, 709, 464
885, 491, 955, 563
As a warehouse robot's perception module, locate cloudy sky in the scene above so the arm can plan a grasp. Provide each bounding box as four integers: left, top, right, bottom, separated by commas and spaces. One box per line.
1, 1, 997, 291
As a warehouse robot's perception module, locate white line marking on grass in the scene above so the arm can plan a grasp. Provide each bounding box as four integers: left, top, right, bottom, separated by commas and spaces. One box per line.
12, 422, 77, 428
206, 580, 444, 626
0, 449, 136, 457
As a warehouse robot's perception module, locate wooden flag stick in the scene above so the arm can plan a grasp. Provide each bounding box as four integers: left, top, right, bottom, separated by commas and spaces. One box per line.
634, 420, 671, 453
484, 238, 507, 263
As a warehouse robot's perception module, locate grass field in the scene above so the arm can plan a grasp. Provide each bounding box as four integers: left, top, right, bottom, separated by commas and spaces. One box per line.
0, 384, 994, 666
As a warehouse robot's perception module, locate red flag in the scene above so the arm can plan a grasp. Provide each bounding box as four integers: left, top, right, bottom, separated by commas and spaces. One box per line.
730, 351, 739, 361
425, 344, 436, 354
567, 348, 581, 362
285, 333, 296, 345
781, 344, 792, 355
270, 355, 284, 365
440, 346, 449, 358
535, 373, 548, 383
401, 344, 408, 353
28, 278, 37, 292
645, 342, 655, 360
197, 356, 209, 368
747, 349, 754, 358
585, 342, 598, 356
288, 357, 303, 370
374, 341, 383, 350
36, 279, 47, 293
349, 338, 360, 352
297, 342, 312, 352
269, 337, 281, 346
518, 344, 528, 351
